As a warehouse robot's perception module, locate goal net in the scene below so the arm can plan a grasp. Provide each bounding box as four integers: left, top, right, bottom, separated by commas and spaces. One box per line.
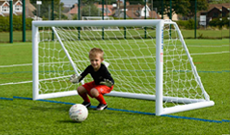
32, 20, 214, 115
82, 16, 119, 31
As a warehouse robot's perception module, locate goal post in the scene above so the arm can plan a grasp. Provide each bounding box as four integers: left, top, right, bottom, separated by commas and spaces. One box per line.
32, 19, 214, 116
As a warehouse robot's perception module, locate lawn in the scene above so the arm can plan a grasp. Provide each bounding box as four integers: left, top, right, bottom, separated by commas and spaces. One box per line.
0, 38, 229, 134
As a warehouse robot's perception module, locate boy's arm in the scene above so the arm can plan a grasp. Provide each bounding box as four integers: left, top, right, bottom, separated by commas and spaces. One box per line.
69, 74, 82, 84
100, 79, 113, 87
69, 66, 89, 84
99, 65, 114, 87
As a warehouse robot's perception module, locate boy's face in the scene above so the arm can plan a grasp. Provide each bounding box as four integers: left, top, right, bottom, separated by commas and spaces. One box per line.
89, 54, 103, 71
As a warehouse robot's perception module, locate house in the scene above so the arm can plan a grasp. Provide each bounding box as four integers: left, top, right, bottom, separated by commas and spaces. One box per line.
199, 3, 230, 25
0, 0, 35, 18
68, 1, 160, 19
68, 3, 78, 16
25, 0, 36, 18
0, 0, 23, 16
160, 14, 178, 21
0, 0, 10, 16
96, 4, 114, 16
114, 2, 160, 19
67, 3, 115, 18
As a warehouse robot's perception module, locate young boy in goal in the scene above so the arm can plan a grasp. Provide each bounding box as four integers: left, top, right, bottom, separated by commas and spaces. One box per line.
70, 48, 114, 110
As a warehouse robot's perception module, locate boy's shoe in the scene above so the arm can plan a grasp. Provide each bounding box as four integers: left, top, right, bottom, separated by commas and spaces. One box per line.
95, 103, 107, 110
82, 101, 91, 108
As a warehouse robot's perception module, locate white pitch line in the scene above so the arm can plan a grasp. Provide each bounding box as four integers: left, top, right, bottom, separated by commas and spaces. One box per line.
191, 51, 229, 56
0, 60, 88, 68
0, 80, 33, 86
0, 43, 31, 47
0, 63, 32, 68
0, 75, 71, 86
188, 45, 229, 47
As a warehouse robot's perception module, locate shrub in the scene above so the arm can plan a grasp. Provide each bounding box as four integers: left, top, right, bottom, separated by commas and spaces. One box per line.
0, 16, 9, 32
175, 20, 187, 29
13, 15, 22, 31
184, 19, 196, 29
209, 18, 222, 29
175, 19, 198, 30
0, 15, 33, 32
222, 17, 229, 28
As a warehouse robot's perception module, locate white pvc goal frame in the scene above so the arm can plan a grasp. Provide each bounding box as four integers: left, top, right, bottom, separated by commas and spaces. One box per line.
32, 20, 214, 116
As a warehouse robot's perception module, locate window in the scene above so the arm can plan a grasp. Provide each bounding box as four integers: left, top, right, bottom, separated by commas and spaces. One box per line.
2, 6, 9, 12
15, 5, 22, 12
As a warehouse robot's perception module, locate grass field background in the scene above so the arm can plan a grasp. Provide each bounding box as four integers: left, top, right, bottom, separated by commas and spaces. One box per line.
0, 39, 229, 134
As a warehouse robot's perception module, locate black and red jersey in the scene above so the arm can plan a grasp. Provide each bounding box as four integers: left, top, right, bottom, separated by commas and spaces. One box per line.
79, 64, 114, 85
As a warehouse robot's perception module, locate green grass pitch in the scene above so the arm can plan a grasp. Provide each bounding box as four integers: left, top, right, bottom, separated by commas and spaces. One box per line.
0, 39, 229, 134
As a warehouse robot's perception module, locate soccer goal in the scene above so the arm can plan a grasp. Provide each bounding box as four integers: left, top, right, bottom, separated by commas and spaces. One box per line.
32, 19, 214, 116
82, 16, 119, 31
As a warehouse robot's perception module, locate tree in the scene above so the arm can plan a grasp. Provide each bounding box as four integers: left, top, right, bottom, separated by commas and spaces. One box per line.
97, 0, 117, 5
188, 0, 209, 18
30, 0, 65, 20
129, 0, 145, 5
81, 4, 101, 16
209, 0, 229, 4
153, 0, 208, 19
80, 0, 117, 17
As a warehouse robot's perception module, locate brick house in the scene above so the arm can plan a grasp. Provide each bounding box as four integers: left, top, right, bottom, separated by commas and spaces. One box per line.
113, 1, 160, 19
68, 1, 161, 19
68, 3, 115, 17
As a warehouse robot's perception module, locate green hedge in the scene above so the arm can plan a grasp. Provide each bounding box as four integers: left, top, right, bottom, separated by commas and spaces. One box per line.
0, 15, 228, 32
0, 15, 33, 32
175, 19, 198, 29
209, 17, 229, 28
176, 18, 229, 30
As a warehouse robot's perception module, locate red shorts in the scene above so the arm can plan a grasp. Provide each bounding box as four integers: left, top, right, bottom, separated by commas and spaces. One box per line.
82, 81, 114, 97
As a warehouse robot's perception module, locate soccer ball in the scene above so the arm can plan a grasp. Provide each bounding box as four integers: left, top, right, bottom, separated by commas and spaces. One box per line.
69, 104, 88, 122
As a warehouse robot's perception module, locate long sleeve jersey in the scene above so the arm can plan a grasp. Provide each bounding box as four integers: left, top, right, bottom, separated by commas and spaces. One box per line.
79, 64, 114, 85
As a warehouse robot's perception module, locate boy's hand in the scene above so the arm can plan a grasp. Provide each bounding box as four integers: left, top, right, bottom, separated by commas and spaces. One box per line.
100, 79, 113, 87
69, 74, 82, 84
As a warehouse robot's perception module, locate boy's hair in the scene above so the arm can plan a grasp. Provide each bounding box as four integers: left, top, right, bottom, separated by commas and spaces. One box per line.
89, 48, 104, 59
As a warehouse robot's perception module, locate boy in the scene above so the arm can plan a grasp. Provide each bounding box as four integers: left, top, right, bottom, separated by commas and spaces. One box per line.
70, 48, 114, 110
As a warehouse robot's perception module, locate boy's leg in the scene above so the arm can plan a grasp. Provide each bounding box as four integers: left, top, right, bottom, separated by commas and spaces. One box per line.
91, 85, 114, 110
95, 93, 107, 105
90, 88, 106, 104
95, 94, 108, 110
77, 86, 91, 107
90, 88, 107, 110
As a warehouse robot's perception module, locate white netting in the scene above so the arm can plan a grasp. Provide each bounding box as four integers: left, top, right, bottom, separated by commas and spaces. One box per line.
162, 25, 206, 107
37, 22, 208, 109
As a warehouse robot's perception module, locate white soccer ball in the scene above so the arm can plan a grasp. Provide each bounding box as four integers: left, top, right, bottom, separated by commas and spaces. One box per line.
69, 104, 88, 122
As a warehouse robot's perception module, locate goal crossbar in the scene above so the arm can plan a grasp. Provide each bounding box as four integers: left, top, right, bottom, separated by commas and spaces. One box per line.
32, 20, 162, 27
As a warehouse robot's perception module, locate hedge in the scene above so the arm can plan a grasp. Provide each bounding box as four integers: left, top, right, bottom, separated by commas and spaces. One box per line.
176, 18, 229, 29
0, 15, 228, 32
175, 19, 198, 29
0, 15, 33, 32
209, 17, 229, 28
